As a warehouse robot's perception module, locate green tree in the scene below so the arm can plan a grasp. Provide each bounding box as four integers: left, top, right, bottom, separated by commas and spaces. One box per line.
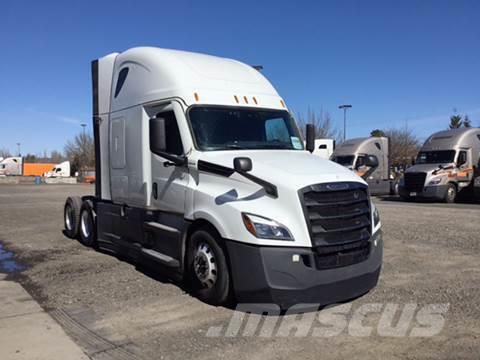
463, 115, 472, 128
449, 114, 463, 129
370, 129, 386, 137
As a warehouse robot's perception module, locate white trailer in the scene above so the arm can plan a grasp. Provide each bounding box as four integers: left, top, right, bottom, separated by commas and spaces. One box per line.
63, 47, 382, 308
44, 161, 71, 178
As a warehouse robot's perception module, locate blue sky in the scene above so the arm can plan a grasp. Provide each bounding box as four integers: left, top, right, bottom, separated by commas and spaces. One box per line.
1, 0, 479, 155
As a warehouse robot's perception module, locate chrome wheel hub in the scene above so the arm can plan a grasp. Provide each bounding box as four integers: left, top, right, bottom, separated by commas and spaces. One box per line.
193, 242, 217, 288
65, 205, 73, 231
81, 211, 91, 238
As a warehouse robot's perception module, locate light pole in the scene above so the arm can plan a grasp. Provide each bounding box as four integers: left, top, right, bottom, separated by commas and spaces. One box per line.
338, 104, 352, 142
16, 143, 21, 156
80, 123, 87, 135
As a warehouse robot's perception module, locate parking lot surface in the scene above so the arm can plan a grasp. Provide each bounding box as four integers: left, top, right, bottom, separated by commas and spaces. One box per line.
0, 184, 479, 359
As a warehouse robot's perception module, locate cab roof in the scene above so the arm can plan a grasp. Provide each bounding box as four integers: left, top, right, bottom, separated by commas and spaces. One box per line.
107, 47, 286, 112
422, 127, 480, 151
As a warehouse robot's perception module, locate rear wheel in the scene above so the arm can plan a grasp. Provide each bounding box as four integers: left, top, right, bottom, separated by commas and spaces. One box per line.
79, 202, 97, 247
64, 196, 82, 238
188, 228, 230, 306
444, 183, 457, 203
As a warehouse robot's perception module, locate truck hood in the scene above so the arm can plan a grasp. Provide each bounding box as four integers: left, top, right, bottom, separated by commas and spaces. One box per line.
405, 163, 455, 175
197, 150, 366, 190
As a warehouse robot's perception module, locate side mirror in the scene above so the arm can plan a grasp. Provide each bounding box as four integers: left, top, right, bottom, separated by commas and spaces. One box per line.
150, 117, 167, 154
364, 155, 379, 168
306, 124, 315, 153
233, 157, 252, 172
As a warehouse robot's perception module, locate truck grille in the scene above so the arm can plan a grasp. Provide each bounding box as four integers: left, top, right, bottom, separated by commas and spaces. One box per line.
300, 182, 371, 269
404, 172, 426, 192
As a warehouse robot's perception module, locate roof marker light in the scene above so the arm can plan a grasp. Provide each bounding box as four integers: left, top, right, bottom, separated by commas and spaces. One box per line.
194, 92, 199, 101
234, 95, 239, 104
244, 96, 249, 104
280, 100, 285, 108
253, 97, 258, 105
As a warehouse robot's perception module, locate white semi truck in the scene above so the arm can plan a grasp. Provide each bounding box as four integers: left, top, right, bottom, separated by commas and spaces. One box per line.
399, 127, 480, 203
311, 139, 335, 160
0, 157, 22, 176
63, 47, 382, 308
44, 161, 71, 178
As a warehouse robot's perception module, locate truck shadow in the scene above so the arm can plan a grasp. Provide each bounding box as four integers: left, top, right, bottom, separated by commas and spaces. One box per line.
376, 195, 479, 204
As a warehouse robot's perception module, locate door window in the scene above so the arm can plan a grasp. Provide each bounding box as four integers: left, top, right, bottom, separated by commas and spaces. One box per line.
152, 111, 183, 156
457, 151, 467, 167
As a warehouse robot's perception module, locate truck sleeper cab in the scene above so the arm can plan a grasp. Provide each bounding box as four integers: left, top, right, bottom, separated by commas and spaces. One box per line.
399, 128, 480, 203
63, 47, 383, 309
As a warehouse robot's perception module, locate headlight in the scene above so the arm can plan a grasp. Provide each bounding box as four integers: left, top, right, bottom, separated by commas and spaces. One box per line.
373, 206, 380, 227
242, 213, 293, 240
428, 177, 442, 185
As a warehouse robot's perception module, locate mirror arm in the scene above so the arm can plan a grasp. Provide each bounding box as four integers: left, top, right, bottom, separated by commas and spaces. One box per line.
156, 151, 187, 167
237, 170, 278, 198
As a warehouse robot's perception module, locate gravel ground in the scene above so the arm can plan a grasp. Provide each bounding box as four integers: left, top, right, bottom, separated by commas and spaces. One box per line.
0, 184, 479, 359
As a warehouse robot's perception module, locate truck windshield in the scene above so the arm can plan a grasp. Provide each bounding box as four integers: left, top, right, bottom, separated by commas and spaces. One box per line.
416, 150, 456, 164
188, 107, 304, 151
331, 155, 354, 166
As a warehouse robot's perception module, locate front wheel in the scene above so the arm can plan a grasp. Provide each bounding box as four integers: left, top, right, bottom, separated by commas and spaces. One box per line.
444, 183, 457, 203
188, 228, 230, 306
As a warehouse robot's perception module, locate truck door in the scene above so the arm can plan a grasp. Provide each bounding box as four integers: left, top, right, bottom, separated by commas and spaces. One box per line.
456, 150, 472, 183
150, 105, 188, 214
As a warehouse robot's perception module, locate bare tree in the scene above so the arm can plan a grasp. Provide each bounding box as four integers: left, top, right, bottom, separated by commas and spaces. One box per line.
0, 148, 11, 158
50, 150, 65, 163
295, 108, 341, 141
383, 124, 421, 167
64, 132, 95, 174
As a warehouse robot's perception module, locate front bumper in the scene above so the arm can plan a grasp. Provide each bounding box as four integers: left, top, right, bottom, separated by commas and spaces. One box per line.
399, 184, 448, 200
225, 231, 383, 309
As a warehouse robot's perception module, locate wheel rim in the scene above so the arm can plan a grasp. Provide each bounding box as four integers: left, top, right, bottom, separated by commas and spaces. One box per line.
65, 205, 73, 231
80, 210, 91, 238
447, 187, 455, 201
193, 242, 217, 288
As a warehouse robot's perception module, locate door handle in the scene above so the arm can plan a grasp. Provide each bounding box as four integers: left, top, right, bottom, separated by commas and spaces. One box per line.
153, 182, 158, 200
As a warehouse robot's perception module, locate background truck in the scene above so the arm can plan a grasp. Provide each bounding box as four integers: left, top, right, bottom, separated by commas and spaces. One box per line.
310, 138, 335, 160
0, 157, 23, 176
331, 137, 392, 195
63, 47, 382, 308
43, 161, 71, 178
399, 127, 480, 203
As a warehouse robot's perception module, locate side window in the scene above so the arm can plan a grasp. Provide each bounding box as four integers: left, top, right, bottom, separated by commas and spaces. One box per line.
375, 142, 381, 150
457, 151, 467, 167
114, 68, 129, 98
356, 156, 366, 168
265, 118, 290, 142
152, 111, 183, 156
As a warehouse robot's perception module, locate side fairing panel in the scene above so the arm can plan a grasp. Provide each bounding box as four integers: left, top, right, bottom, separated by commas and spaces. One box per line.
109, 106, 151, 207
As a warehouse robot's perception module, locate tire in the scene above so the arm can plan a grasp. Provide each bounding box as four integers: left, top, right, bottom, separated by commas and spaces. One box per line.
188, 228, 230, 306
64, 196, 82, 238
444, 183, 457, 203
79, 201, 97, 247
